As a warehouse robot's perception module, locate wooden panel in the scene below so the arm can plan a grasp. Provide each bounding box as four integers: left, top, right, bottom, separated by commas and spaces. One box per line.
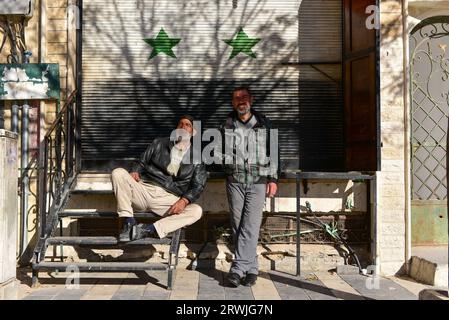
345, 54, 376, 142
298, 0, 344, 171
344, 0, 376, 53
343, 0, 379, 171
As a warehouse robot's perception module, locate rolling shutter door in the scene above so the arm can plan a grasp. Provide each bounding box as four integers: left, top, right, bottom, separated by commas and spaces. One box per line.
81, 0, 301, 172
343, 0, 380, 171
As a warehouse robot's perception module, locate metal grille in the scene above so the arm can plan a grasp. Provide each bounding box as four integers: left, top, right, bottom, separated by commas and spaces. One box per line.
411, 18, 449, 200
81, 0, 300, 171
80, 0, 344, 172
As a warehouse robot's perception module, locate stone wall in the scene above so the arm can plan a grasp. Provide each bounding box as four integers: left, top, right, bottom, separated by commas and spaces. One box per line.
377, 0, 407, 276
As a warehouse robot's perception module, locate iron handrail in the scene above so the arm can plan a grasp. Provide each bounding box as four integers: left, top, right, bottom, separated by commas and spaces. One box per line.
44, 91, 77, 139
36, 91, 78, 244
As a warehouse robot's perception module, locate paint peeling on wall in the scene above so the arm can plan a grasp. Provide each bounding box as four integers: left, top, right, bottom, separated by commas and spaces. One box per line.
0, 63, 60, 100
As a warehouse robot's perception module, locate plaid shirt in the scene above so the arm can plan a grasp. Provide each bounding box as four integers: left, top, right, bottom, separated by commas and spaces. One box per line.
220, 109, 279, 185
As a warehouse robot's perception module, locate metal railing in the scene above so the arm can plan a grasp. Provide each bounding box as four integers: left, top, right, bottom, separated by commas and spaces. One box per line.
37, 91, 78, 242
18, 153, 38, 256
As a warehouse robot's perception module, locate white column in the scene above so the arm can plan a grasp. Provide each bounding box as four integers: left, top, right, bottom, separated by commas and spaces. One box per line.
0, 130, 18, 299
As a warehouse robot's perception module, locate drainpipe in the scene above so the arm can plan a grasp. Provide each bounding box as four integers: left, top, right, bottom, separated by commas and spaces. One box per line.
402, 0, 412, 275
11, 104, 19, 134
0, 101, 4, 129
20, 103, 29, 255
18, 52, 32, 256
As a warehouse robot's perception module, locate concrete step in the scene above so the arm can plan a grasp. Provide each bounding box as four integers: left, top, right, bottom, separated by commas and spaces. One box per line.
409, 246, 448, 287
72, 173, 112, 192
46, 243, 354, 273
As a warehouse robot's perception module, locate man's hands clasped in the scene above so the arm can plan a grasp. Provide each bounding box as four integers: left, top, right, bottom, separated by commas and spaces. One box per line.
168, 197, 189, 215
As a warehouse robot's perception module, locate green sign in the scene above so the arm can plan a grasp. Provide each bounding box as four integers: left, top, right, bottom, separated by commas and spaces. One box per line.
0, 63, 60, 100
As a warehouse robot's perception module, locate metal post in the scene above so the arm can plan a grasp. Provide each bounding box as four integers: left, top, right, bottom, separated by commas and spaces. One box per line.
39, 139, 48, 239
371, 175, 379, 274
296, 173, 301, 276
447, 117, 449, 297
59, 219, 64, 262
20, 104, 29, 255
11, 104, 19, 133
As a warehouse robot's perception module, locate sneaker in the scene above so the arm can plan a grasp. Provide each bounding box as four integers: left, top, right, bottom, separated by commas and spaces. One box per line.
241, 273, 257, 287
132, 223, 157, 241
118, 222, 134, 242
227, 272, 242, 287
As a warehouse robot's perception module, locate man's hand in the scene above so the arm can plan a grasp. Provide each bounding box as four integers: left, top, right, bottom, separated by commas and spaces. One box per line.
168, 197, 189, 215
266, 182, 278, 198
130, 172, 140, 182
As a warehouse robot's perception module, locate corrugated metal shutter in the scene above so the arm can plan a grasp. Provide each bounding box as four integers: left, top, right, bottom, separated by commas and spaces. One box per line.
81, 0, 300, 172
298, 0, 344, 171
81, 0, 343, 172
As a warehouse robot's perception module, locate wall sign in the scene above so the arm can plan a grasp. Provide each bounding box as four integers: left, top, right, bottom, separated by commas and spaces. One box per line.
0, 63, 60, 100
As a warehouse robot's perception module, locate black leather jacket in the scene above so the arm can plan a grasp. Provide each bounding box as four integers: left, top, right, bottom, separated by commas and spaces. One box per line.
131, 137, 207, 203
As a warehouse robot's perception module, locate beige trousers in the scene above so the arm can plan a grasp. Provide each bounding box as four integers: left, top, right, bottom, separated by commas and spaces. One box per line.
111, 168, 203, 238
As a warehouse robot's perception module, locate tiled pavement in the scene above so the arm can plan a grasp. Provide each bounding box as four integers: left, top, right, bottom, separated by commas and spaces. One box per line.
16, 267, 432, 300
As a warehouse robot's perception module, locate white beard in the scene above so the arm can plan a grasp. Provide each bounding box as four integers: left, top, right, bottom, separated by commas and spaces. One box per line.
237, 104, 251, 115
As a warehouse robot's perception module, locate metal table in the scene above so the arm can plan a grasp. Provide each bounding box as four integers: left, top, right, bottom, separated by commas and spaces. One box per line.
295, 172, 377, 276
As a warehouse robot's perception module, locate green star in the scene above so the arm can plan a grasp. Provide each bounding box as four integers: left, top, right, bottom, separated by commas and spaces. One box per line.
223, 28, 261, 60
144, 28, 181, 59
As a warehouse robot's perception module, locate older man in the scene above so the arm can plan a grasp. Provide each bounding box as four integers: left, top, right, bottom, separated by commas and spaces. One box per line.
111, 115, 207, 242
221, 86, 279, 287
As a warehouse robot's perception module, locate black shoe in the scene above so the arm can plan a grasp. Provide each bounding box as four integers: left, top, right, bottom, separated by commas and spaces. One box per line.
118, 222, 134, 242
242, 273, 257, 287
132, 223, 156, 241
227, 272, 242, 287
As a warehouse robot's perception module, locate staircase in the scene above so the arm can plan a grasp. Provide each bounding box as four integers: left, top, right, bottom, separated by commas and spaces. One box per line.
28, 92, 182, 290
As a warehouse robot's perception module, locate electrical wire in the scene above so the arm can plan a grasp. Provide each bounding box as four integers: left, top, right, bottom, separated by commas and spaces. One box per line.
0, 16, 28, 63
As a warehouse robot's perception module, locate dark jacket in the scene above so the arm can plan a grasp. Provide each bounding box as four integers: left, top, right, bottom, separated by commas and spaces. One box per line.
220, 109, 280, 184
131, 137, 207, 203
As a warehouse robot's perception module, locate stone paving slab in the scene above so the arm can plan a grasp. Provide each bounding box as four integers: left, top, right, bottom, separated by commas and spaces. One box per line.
169, 269, 200, 300
16, 267, 425, 300
80, 277, 124, 299
269, 271, 339, 300
268, 271, 312, 300
314, 271, 365, 300
197, 269, 226, 300
222, 271, 254, 300
23, 295, 56, 300
388, 276, 431, 297
142, 290, 170, 300
251, 272, 282, 300
339, 275, 418, 300
299, 274, 339, 300
53, 289, 89, 300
